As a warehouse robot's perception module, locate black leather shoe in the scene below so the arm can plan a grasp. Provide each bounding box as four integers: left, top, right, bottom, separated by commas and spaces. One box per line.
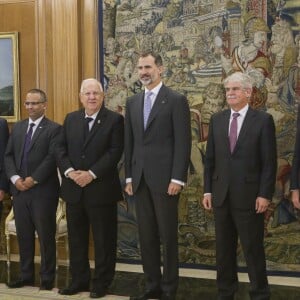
58, 284, 89, 295
40, 281, 54, 290
7, 279, 34, 288
130, 289, 162, 300
90, 289, 107, 298
160, 293, 176, 300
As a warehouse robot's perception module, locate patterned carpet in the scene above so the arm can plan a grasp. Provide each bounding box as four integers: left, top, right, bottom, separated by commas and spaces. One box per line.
0, 284, 128, 299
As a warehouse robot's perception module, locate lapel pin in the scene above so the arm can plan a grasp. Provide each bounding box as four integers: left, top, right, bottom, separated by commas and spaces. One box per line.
97, 120, 101, 124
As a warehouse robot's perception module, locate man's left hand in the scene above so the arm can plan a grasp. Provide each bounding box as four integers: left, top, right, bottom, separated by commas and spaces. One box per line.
167, 182, 182, 196
23, 176, 35, 189
255, 197, 270, 213
73, 170, 93, 187
0, 190, 5, 201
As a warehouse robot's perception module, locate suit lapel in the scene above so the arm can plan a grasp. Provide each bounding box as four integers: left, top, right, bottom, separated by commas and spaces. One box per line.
145, 86, 168, 131
234, 107, 256, 152
221, 110, 231, 153
84, 106, 107, 146
19, 120, 29, 158
29, 117, 47, 150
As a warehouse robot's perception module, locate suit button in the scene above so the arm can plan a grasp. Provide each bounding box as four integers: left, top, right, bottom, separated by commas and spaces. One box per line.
81, 155, 85, 159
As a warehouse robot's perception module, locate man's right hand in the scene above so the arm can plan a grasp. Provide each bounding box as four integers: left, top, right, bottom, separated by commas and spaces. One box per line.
124, 182, 133, 196
202, 194, 212, 210
291, 190, 300, 209
15, 178, 29, 191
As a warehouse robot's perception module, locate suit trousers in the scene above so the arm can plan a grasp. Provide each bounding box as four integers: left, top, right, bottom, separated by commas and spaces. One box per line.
66, 196, 117, 291
13, 189, 57, 282
213, 195, 270, 300
135, 176, 179, 295
0, 201, 2, 222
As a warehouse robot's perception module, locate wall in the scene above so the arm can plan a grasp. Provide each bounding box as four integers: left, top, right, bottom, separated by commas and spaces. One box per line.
0, 0, 99, 258
104, 0, 300, 273
0, 0, 98, 124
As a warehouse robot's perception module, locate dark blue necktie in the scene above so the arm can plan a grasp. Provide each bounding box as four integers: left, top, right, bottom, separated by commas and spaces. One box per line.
84, 117, 93, 139
21, 123, 35, 174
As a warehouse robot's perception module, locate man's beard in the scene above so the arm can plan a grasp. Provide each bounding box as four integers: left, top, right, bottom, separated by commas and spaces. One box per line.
140, 77, 152, 86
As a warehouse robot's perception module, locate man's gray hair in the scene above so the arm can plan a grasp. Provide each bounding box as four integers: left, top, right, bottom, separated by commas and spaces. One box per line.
224, 72, 253, 90
80, 78, 103, 93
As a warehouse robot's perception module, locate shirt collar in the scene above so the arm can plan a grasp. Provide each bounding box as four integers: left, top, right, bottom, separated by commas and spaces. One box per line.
231, 104, 249, 118
85, 110, 99, 120
145, 81, 163, 98
29, 115, 44, 127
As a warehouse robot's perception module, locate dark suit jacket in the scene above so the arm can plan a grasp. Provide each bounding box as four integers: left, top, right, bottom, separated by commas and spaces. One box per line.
57, 106, 124, 205
290, 106, 300, 189
204, 107, 277, 209
5, 117, 61, 198
0, 118, 9, 192
125, 84, 191, 192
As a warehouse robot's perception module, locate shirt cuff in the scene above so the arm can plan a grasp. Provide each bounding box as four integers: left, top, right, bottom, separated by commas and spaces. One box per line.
171, 179, 185, 186
11, 175, 21, 185
65, 168, 75, 177
88, 170, 97, 179
204, 193, 212, 196
126, 178, 132, 184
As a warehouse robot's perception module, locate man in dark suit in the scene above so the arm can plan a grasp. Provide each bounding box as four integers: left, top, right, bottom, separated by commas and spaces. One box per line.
290, 105, 300, 209
124, 51, 191, 300
0, 118, 9, 221
203, 72, 277, 300
57, 78, 124, 299
5, 89, 61, 290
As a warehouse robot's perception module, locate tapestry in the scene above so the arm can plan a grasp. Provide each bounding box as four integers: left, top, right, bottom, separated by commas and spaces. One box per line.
103, 0, 300, 273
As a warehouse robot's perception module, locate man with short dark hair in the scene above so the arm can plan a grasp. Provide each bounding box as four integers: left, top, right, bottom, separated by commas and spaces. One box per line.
125, 51, 191, 300
5, 88, 61, 290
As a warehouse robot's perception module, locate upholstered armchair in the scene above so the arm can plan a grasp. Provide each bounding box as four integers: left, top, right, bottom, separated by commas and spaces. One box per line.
5, 197, 68, 269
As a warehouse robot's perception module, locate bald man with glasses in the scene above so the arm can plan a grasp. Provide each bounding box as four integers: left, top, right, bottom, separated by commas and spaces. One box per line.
5, 88, 61, 291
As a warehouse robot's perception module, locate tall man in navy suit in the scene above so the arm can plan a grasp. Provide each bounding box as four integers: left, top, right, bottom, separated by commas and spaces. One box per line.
5, 89, 61, 290
57, 78, 124, 299
125, 51, 191, 300
203, 72, 277, 300
0, 117, 9, 221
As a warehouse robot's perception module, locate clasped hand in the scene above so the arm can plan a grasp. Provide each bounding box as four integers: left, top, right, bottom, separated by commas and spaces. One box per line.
68, 170, 93, 187
15, 177, 35, 191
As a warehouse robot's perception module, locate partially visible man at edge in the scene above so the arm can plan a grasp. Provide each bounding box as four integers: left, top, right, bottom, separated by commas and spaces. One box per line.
0, 117, 9, 222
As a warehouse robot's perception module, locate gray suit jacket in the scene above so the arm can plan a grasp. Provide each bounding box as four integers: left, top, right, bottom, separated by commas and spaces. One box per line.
125, 84, 191, 193
204, 107, 277, 209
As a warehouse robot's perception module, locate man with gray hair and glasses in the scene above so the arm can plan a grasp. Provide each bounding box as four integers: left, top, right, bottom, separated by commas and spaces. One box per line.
203, 72, 277, 300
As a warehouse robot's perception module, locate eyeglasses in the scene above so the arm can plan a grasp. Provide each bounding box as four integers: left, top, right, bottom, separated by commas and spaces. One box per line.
24, 101, 44, 106
225, 87, 245, 92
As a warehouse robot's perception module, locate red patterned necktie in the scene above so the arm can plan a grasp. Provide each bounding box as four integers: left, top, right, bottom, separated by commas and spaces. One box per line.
229, 112, 240, 153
